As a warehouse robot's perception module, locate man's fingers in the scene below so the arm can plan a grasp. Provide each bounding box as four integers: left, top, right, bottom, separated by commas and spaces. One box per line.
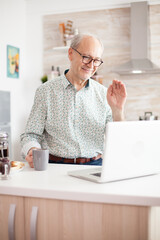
112, 79, 121, 89
26, 154, 34, 168
26, 148, 40, 168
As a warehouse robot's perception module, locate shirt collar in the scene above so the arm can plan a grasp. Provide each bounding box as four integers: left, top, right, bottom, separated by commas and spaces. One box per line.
62, 69, 90, 89
62, 69, 71, 89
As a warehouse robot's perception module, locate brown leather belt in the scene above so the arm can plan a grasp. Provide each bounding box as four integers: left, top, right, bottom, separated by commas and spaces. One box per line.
49, 154, 102, 164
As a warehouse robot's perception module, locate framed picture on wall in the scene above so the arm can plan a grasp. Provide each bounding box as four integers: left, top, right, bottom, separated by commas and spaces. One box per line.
7, 45, 20, 78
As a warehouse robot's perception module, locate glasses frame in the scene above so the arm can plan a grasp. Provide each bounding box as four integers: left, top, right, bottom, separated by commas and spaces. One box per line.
72, 48, 103, 67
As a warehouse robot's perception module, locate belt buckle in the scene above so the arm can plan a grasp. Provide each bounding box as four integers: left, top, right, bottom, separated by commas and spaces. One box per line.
74, 158, 76, 164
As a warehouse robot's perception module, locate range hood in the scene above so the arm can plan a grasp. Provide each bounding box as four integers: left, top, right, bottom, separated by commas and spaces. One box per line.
113, 1, 160, 75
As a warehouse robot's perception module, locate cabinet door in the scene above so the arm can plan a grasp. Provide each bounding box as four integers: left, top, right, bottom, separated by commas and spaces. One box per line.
24, 197, 64, 240
24, 197, 149, 240
149, 207, 160, 240
0, 194, 25, 240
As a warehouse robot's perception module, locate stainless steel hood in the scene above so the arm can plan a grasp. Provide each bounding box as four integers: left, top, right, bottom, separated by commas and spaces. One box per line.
113, 1, 160, 75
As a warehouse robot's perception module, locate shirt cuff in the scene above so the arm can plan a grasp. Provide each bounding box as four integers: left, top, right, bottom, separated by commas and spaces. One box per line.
21, 141, 41, 157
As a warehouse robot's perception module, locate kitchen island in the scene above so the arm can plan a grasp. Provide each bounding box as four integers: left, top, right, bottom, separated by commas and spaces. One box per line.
0, 163, 160, 240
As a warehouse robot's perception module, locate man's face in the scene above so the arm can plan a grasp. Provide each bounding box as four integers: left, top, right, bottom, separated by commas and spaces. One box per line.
68, 36, 103, 82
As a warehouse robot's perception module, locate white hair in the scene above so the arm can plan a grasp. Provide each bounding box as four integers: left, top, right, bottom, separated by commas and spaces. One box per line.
70, 33, 104, 52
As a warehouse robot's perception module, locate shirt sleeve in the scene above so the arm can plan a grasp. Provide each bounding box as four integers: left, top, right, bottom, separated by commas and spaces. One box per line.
20, 86, 47, 157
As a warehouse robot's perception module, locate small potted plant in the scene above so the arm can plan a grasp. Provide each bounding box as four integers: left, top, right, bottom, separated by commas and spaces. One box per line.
41, 75, 48, 84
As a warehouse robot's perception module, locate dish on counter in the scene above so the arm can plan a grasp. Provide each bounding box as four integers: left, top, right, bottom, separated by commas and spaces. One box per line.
10, 161, 25, 174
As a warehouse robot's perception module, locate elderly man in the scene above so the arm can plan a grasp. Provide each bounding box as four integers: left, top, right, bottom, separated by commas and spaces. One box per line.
20, 33, 127, 167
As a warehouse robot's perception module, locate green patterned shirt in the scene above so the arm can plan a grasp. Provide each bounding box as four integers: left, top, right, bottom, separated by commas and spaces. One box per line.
20, 71, 112, 158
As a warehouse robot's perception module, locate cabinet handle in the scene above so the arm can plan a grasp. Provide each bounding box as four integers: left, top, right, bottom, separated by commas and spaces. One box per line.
30, 206, 38, 240
8, 204, 16, 240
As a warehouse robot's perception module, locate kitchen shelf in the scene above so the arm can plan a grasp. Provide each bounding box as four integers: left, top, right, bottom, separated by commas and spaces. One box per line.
52, 46, 69, 51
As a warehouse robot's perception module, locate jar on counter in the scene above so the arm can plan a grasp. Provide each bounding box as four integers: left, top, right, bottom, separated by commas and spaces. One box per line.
0, 132, 10, 179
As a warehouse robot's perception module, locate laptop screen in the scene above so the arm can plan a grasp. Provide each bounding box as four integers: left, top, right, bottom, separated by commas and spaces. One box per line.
101, 120, 160, 182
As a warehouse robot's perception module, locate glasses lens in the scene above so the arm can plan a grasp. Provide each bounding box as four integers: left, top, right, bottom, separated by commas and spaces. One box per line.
82, 56, 92, 64
94, 60, 102, 67
82, 55, 103, 67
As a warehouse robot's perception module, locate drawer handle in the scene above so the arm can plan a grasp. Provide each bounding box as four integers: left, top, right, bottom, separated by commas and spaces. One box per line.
8, 204, 16, 240
30, 206, 38, 240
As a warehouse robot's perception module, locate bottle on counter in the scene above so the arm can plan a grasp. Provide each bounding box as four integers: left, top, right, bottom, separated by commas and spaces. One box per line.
51, 66, 59, 80
51, 66, 55, 79
57, 67, 61, 76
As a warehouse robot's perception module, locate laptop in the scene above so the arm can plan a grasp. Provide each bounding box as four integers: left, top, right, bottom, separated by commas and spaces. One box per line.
68, 120, 160, 183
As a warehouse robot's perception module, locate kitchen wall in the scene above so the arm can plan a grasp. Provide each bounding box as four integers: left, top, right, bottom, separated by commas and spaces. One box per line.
43, 5, 160, 121
1, 0, 122, 161
0, 0, 27, 161
0, 0, 160, 160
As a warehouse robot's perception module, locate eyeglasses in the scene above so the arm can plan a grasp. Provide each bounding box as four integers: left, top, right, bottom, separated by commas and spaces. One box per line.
72, 48, 103, 67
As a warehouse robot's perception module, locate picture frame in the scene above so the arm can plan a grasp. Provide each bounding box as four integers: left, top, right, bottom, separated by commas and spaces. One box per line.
7, 45, 20, 78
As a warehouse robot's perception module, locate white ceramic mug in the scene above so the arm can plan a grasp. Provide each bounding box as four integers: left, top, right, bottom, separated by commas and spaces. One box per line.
32, 149, 49, 171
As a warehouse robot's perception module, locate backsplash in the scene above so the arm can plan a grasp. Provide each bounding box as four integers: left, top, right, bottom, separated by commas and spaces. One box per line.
43, 5, 160, 121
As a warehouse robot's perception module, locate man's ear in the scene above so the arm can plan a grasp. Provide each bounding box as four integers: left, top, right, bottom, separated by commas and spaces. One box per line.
68, 47, 73, 61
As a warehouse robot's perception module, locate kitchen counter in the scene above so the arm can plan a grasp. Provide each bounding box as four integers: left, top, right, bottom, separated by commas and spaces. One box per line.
1, 163, 160, 240
0, 163, 160, 206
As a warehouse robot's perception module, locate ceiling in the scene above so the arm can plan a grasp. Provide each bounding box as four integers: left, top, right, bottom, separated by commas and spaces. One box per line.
25, 0, 160, 15
24, 0, 160, 4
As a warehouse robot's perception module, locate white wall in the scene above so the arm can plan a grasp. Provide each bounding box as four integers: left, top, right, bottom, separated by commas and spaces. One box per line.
0, 0, 28, 161
0, 0, 160, 161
